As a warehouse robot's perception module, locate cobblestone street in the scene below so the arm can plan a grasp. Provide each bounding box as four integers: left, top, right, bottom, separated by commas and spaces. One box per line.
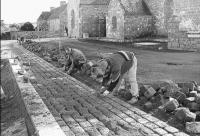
5, 42, 190, 136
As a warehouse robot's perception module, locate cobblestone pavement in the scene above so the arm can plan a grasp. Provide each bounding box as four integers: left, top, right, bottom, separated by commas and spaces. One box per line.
11, 43, 189, 136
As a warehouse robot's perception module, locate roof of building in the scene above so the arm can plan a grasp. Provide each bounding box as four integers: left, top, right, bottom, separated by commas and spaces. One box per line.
48, 5, 67, 20
117, 0, 152, 16
80, 0, 110, 5
1, 25, 10, 33
38, 12, 51, 21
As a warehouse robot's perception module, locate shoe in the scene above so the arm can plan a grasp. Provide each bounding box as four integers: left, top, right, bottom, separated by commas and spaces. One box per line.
128, 97, 138, 104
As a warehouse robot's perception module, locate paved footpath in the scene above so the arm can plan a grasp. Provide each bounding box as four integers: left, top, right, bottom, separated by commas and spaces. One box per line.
10, 43, 189, 136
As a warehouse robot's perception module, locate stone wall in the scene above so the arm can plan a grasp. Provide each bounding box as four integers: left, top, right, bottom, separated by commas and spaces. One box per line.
60, 7, 68, 36
106, 0, 124, 40
124, 15, 154, 39
48, 19, 60, 33
67, 0, 80, 38
173, 0, 200, 31
168, 17, 200, 51
143, 0, 167, 36
12, 31, 61, 39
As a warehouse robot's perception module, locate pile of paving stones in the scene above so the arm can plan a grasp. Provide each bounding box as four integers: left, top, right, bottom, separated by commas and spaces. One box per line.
22, 40, 61, 63
135, 80, 200, 134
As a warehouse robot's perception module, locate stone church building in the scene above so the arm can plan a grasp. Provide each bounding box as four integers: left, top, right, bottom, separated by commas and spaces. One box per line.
67, 0, 110, 38
107, 0, 154, 41
47, 1, 68, 36
107, 0, 200, 41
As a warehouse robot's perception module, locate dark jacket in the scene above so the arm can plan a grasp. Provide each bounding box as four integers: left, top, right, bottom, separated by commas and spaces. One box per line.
102, 51, 134, 91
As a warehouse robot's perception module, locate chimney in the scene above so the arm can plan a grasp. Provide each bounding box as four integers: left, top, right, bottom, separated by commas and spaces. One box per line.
50, 7, 55, 11
60, 1, 66, 6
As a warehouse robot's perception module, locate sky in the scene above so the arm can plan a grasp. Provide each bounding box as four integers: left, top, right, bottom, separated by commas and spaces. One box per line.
1, 0, 68, 24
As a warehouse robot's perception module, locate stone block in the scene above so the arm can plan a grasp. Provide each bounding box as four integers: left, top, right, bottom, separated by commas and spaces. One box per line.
189, 91, 198, 97
175, 107, 196, 122
196, 112, 200, 121
144, 87, 156, 99
186, 122, 200, 134
154, 128, 168, 135
139, 85, 150, 96
196, 94, 200, 104
138, 96, 148, 105
183, 97, 196, 106
186, 102, 200, 112
172, 91, 186, 104
144, 101, 153, 110
164, 126, 179, 133
177, 82, 195, 91
164, 98, 179, 112
180, 87, 190, 96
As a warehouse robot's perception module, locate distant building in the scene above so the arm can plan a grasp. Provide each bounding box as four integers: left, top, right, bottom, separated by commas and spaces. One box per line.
37, 11, 51, 31
67, 0, 110, 38
47, 1, 68, 36
107, 0, 154, 41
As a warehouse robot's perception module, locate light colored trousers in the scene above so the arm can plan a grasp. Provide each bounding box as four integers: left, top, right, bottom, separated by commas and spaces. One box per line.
113, 55, 139, 97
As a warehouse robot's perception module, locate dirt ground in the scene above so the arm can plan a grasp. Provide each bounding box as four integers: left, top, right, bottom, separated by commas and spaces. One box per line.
43, 38, 200, 84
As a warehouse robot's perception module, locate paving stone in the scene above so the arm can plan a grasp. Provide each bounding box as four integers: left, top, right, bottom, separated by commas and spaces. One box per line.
173, 132, 190, 136
177, 82, 195, 91
154, 121, 168, 128
139, 124, 155, 134
79, 121, 92, 128
189, 91, 198, 97
171, 91, 186, 104
164, 98, 179, 112
175, 107, 196, 122
164, 126, 179, 133
186, 122, 200, 134
144, 122, 159, 129
137, 118, 149, 124
84, 127, 102, 136
196, 93, 200, 104
144, 101, 153, 110
143, 114, 159, 122
186, 102, 200, 112
144, 86, 156, 99
154, 128, 168, 135
163, 134, 173, 136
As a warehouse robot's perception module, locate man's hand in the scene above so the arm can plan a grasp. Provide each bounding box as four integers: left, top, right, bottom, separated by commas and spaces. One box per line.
100, 86, 107, 94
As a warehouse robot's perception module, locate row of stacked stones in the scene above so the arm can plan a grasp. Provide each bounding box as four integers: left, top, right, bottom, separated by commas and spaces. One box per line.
138, 80, 200, 134
21, 40, 61, 63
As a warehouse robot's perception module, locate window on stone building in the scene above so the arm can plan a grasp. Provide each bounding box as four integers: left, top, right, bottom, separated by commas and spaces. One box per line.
71, 10, 75, 29
112, 16, 117, 30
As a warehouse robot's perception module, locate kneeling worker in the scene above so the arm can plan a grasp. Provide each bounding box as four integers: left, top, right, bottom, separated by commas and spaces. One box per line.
59, 45, 87, 75
91, 51, 139, 104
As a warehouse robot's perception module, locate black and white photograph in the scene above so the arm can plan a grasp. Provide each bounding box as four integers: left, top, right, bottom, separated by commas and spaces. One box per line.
1, 0, 200, 136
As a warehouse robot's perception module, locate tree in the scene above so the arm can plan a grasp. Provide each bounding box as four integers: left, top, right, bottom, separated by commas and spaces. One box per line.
20, 22, 35, 31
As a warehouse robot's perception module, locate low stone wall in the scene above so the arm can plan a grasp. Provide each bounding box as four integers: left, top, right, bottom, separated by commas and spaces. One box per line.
168, 31, 200, 51
168, 17, 200, 51
11, 31, 62, 40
